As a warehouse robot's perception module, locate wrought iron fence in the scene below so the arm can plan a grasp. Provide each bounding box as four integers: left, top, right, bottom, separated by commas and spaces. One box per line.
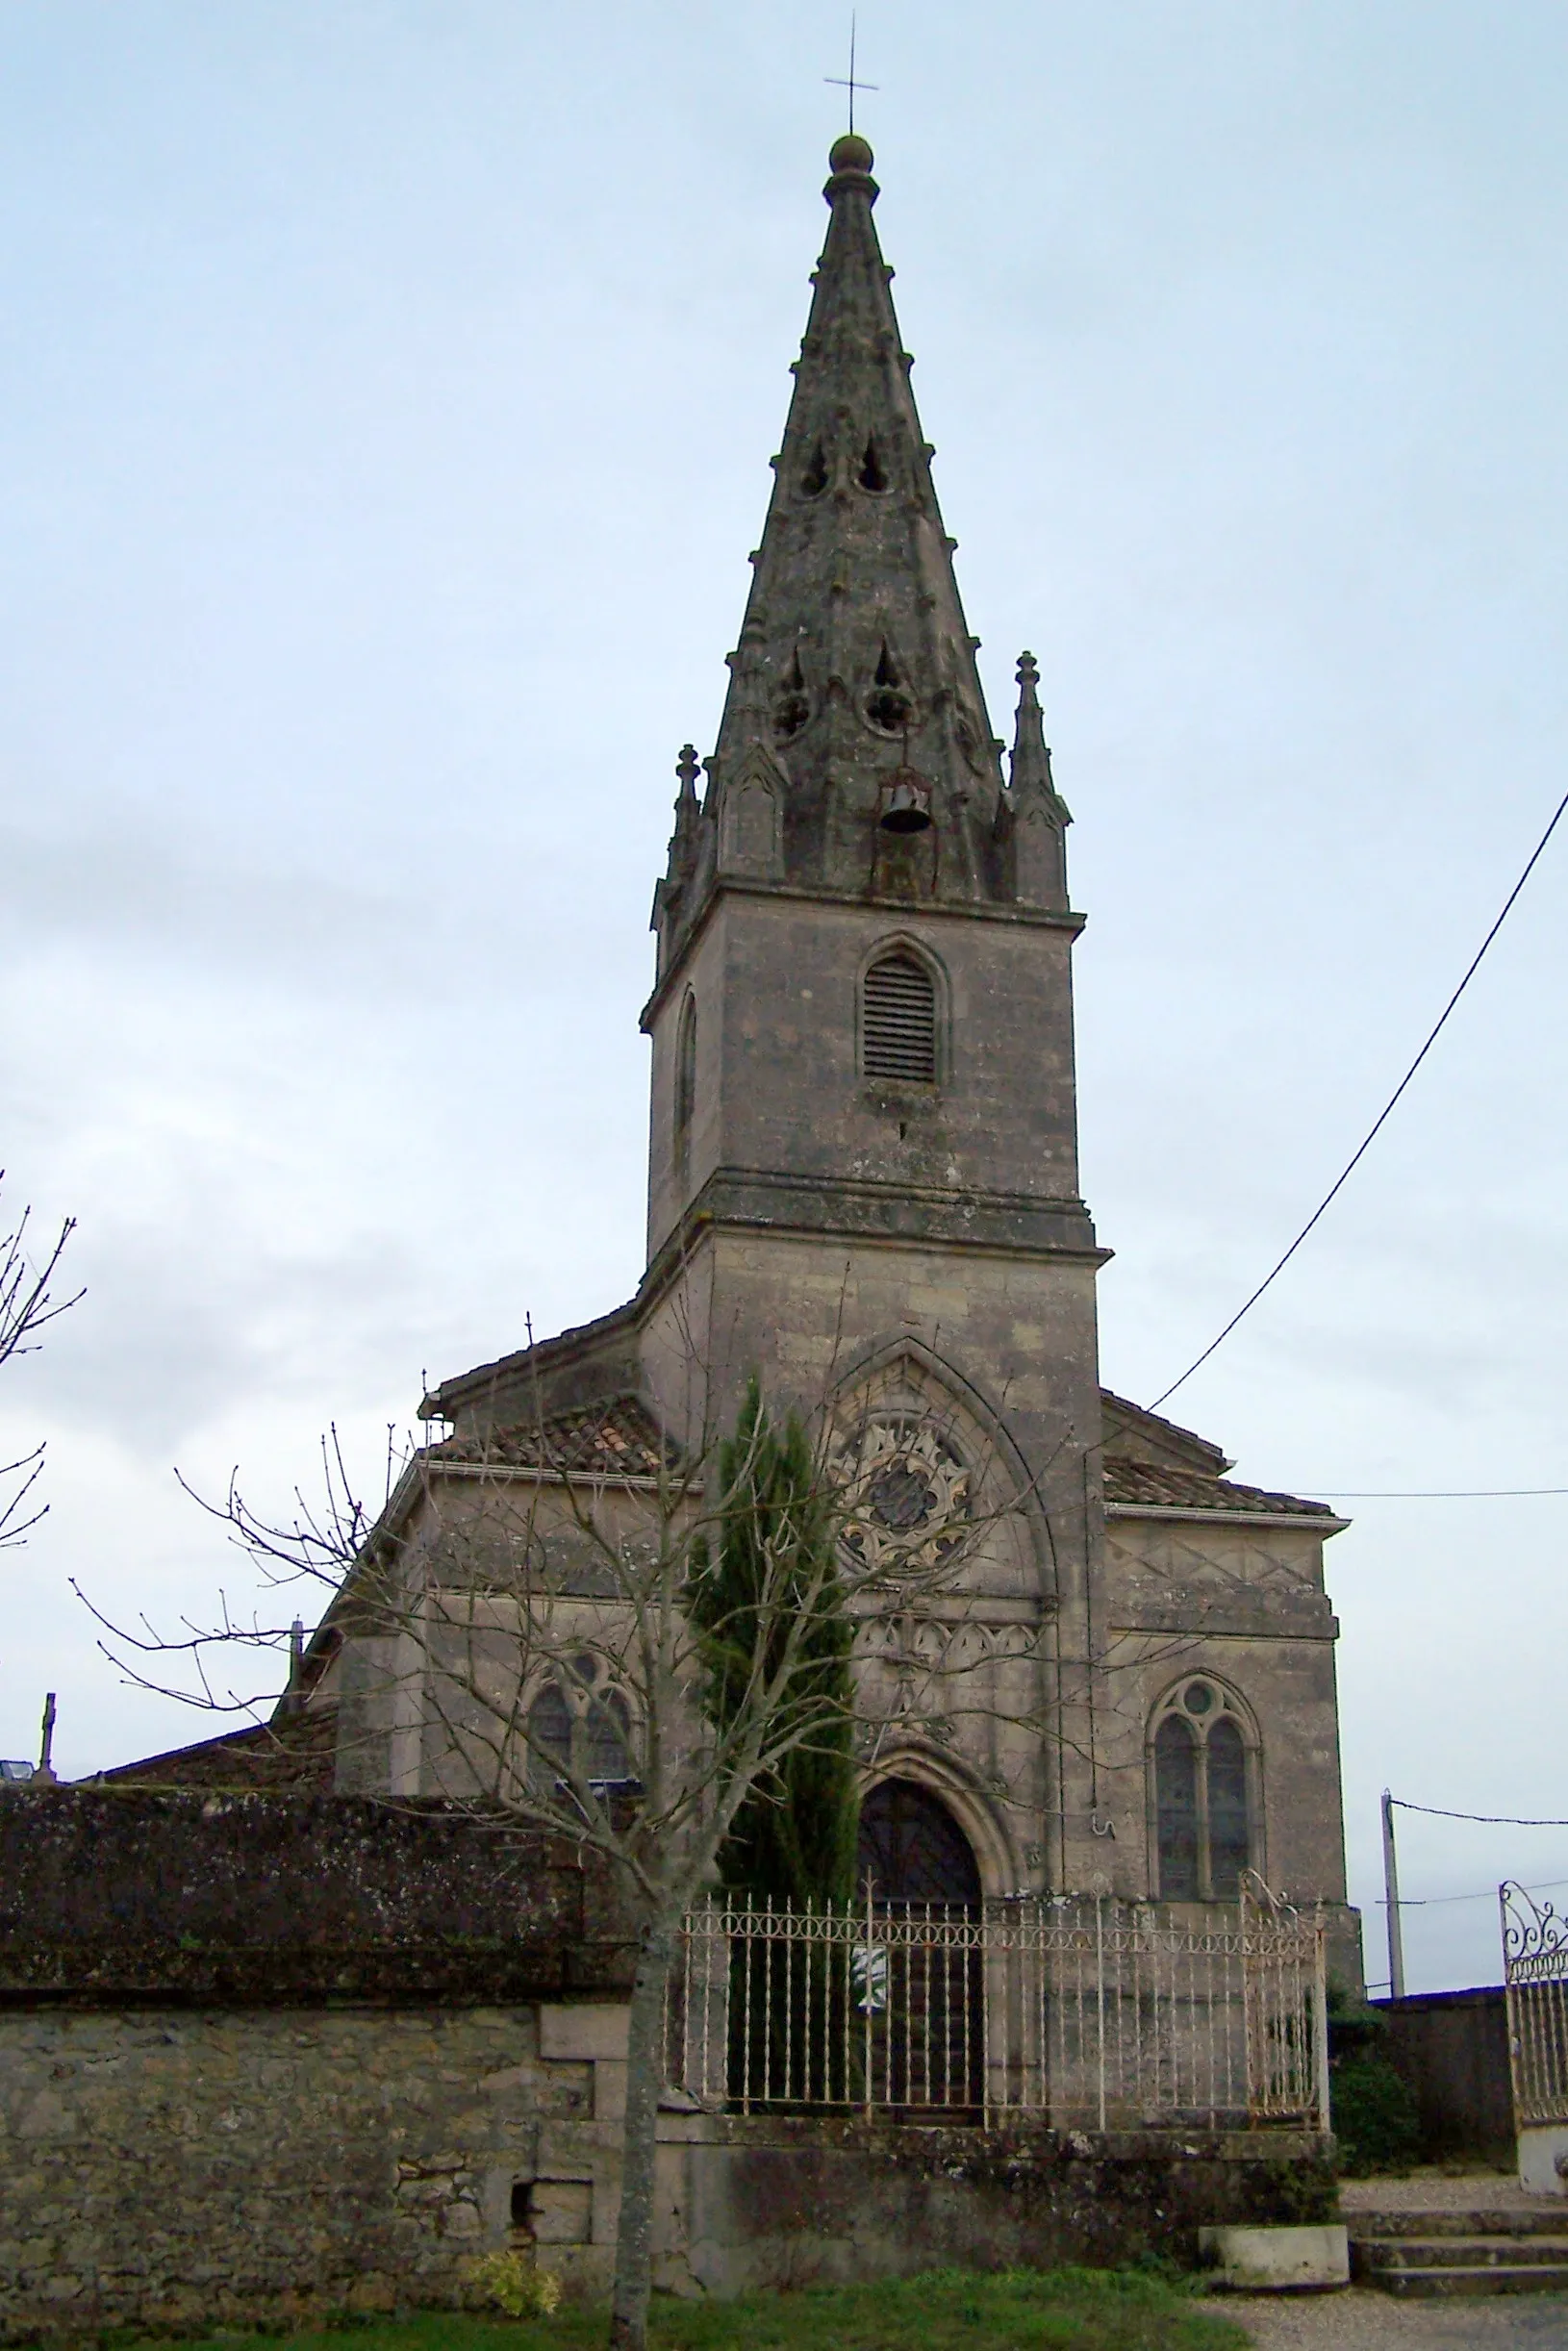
667, 1880, 1328, 2132
1502, 1880, 1568, 2129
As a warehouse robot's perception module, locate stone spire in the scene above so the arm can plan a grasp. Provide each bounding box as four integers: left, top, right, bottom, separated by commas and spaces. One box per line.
660, 136, 1012, 955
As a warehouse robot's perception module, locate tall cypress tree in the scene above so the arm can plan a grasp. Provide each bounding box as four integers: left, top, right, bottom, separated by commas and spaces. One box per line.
688, 1378, 859, 1913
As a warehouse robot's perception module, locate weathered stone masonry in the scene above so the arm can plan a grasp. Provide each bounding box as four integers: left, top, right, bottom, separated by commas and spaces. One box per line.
0, 1791, 638, 2337
0, 1997, 1334, 2338
1, 2004, 605, 2334
0, 1794, 1334, 2338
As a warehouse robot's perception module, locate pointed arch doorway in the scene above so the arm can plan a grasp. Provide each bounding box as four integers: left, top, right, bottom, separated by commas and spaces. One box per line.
855, 1777, 983, 2112
856, 1776, 982, 1909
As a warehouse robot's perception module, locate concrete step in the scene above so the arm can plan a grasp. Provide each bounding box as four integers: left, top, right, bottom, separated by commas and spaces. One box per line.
1362, 2237, 1568, 2271
1351, 2207, 1568, 2239
1363, 2261, 1568, 2300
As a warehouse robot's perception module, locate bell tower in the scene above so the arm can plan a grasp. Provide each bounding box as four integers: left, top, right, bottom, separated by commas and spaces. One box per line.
637, 137, 1110, 1894
643, 134, 1095, 1342
646, 135, 1083, 1261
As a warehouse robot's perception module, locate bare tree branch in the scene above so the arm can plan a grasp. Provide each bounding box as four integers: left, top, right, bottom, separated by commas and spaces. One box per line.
80, 1289, 1255, 2350
172, 1421, 405, 1589
0, 1178, 80, 1546
0, 1445, 48, 1550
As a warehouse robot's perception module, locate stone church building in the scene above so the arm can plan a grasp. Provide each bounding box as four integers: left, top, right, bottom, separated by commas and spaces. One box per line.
125, 137, 1356, 1958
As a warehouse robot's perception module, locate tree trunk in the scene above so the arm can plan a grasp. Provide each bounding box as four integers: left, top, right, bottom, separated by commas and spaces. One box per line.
608, 1915, 676, 2351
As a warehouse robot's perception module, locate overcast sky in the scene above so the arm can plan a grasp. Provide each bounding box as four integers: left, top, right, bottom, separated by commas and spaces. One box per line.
3, 1, 1566, 1993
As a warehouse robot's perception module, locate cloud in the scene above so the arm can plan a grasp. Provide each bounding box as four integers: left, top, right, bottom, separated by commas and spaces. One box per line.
2, 5, 1566, 1964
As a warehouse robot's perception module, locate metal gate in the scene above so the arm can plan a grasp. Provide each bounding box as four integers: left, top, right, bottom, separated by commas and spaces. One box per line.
1502, 1880, 1568, 2129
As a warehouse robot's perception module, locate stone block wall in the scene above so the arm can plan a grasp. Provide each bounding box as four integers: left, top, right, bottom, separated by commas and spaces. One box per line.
0, 1788, 636, 2001
0, 1991, 1337, 2339
0, 2000, 627, 2338
0, 1789, 1337, 2338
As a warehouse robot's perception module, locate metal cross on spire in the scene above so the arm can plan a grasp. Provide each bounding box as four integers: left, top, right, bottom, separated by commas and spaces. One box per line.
824, 13, 878, 135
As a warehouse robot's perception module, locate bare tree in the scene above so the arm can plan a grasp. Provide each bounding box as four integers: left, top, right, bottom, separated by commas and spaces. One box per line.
83, 1288, 1252, 2349
0, 1179, 79, 1548
84, 1341, 1068, 2351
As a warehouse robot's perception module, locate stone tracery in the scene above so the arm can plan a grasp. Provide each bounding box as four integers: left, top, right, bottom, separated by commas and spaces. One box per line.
831, 1411, 971, 1578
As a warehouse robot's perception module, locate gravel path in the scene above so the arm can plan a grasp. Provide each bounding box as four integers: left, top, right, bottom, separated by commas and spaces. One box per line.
1195, 2288, 1568, 2348
1195, 2179, 1568, 2347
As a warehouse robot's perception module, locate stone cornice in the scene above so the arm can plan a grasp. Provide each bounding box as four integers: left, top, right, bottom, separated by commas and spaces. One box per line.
1108, 1606, 1341, 1643
1106, 1503, 1350, 1535
640, 1165, 1108, 1301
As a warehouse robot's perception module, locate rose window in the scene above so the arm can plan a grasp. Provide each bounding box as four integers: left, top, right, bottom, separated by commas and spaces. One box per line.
833, 1416, 971, 1577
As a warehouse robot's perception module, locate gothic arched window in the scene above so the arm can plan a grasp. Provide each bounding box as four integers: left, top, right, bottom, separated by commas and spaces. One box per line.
527, 1669, 634, 1797
1150, 1680, 1257, 1902
527, 1680, 573, 1786
584, 1689, 632, 1784
673, 993, 697, 1178
862, 948, 937, 1085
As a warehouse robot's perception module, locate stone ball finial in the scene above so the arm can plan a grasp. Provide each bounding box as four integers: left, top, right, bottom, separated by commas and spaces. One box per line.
829, 133, 873, 175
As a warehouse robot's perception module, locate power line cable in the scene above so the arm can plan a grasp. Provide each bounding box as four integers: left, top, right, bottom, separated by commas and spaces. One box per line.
1297, 1476, 1560, 1495
1376, 1874, 1568, 1909
1151, 779, 1568, 1411
1391, 1798, 1568, 1828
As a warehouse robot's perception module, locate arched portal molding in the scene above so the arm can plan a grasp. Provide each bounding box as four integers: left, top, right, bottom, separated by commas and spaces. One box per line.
859, 1742, 1024, 1901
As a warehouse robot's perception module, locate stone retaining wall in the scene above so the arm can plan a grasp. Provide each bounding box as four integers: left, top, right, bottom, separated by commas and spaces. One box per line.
0, 1993, 1335, 2339
0, 1788, 636, 2003
0, 1790, 1335, 2337
0, 2003, 580, 2338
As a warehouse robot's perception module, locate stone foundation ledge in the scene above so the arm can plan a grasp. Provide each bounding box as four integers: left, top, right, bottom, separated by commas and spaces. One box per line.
643, 2114, 1337, 2302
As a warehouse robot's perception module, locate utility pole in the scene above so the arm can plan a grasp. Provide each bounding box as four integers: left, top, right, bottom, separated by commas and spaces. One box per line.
1381, 1786, 1405, 1998
32, 1692, 58, 1786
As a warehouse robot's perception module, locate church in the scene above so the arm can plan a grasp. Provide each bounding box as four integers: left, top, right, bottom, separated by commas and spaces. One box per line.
125, 137, 1357, 1969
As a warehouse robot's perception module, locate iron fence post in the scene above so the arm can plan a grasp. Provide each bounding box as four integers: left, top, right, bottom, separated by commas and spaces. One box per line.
1312, 1919, 1330, 2136
1095, 1893, 1107, 2136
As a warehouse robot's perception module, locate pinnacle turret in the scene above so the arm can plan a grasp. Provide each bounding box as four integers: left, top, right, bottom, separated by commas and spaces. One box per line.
651, 744, 705, 942
1009, 653, 1059, 804
1007, 651, 1072, 913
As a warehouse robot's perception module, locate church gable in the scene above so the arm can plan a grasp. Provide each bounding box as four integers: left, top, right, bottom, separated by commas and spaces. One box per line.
1100, 1388, 1230, 1478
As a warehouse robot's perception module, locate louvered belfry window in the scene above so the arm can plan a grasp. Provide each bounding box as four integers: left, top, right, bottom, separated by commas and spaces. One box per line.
863, 950, 937, 1084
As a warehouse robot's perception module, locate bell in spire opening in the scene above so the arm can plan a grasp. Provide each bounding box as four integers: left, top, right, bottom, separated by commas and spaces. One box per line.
878, 769, 932, 835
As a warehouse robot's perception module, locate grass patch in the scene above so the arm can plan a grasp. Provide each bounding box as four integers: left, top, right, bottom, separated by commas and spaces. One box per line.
133, 2269, 1250, 2351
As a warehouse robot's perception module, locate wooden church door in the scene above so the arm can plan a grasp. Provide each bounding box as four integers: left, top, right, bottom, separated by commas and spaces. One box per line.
856, 1779, 983, 2111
